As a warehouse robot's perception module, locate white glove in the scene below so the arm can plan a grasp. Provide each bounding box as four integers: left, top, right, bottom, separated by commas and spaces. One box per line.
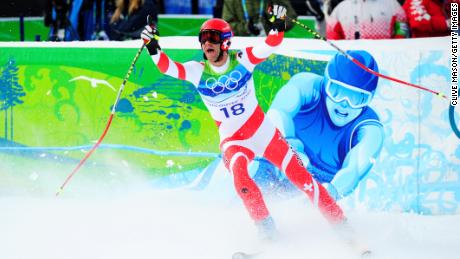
271, 5, 287, 19
141, 24, 161, 55
268, 4, 287, 31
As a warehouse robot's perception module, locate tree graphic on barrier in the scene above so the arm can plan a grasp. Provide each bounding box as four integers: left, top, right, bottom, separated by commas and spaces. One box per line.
0, 58, 25, 142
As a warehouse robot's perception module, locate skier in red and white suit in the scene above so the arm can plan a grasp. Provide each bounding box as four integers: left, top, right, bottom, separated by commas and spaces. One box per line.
141, 5, 345, 238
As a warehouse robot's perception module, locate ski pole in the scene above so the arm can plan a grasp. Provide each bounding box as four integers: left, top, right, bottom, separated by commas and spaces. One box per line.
284, 16, 448, 100
56, 16, 159, 196
55, 42, 146, 196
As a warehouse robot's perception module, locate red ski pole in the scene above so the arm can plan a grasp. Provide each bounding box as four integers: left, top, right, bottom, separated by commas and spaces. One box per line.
285, 16, 448, 100
56, 16, 159, 196
56, 42, 145, 196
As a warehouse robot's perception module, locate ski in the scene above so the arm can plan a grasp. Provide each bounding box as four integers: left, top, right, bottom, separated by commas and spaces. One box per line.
346, 235, 373, 258
232, 251, 261, 259
360, 250, 372, 258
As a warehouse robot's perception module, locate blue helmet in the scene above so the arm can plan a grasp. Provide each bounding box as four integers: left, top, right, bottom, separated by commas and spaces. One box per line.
325, 50, 379, 93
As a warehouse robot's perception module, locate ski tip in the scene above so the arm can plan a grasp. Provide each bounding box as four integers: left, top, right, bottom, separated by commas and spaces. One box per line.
232, 251, 258, 259
232, 252, 245, 259
361, 249, 372, 258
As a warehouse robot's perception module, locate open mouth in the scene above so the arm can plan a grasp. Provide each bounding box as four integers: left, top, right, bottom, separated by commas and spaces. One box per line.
206, 48, 216, 54
334, 109, 348, 117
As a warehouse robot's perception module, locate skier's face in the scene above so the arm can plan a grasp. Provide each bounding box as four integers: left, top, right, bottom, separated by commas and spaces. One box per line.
202, 41, 221, 60
201, 41, 228, 66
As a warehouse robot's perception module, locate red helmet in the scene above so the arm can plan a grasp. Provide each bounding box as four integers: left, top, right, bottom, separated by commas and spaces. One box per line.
199, 18, 233, 50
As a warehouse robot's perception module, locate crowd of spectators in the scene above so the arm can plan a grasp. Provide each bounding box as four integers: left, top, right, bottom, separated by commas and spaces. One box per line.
221, 0, 297, 36
303, 0, 452, 40
43, 0, 455, 41
45, 0, 159, 41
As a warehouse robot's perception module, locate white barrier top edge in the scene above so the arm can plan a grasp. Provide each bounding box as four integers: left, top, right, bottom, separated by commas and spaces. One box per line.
0, 36, 449, 52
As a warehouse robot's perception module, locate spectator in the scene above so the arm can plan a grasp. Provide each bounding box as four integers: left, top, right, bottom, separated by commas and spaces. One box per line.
291, 0, 327, 35
198, 0, 217, 14
222, 0, 297, 36
403, 0, 450, 38
90, 0, 115, 41
326, 0, 409, 40
108, 0, 158, 40
213, 0, 224, 18
305, 0, 325, 22
45, 0, 130, 41
323, 0, 344, 16
300, 0, 346, 33
53, 0, 106, 41
45, 0, 69, 41
446, 0, 460, 34
162, 0, 192, 14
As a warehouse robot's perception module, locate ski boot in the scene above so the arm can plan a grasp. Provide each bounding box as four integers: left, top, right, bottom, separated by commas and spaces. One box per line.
255, 216, 278, 242
334, 219, 372, 258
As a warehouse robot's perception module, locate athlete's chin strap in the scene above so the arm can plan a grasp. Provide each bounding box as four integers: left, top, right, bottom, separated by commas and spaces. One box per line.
215, 48, 225, 62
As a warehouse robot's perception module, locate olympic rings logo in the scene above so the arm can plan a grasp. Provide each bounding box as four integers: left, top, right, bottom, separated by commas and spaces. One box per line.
205, 70, 243, 94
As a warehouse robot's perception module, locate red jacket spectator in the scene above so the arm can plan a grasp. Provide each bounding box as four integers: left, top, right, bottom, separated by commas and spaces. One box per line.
445, 0, 460, 14
326, 0, 409, 40
403, 0, 450, 37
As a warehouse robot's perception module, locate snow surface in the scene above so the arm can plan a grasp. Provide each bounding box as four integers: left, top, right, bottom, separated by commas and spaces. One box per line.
1, 171, 459, 259
0, 35, 457, 259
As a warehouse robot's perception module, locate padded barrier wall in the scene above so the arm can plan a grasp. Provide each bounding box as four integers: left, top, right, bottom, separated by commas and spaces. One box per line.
0, 36, 458, 214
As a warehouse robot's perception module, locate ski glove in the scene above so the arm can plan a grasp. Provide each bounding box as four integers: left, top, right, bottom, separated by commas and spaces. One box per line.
267, 4, 287, 32
141, 24, 161, 55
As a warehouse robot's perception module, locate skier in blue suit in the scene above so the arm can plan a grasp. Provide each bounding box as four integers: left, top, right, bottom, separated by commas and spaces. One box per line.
256, 50, 384, 200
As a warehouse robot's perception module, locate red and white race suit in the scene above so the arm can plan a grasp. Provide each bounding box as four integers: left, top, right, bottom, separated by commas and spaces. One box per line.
148, 30, 345, 224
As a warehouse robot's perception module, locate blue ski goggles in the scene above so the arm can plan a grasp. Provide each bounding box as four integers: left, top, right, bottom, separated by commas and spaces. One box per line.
325, 78, 373, 109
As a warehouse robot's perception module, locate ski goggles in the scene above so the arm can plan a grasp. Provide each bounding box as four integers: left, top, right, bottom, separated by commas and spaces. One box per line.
325, 78, 373, 109
199, 30, 223, 44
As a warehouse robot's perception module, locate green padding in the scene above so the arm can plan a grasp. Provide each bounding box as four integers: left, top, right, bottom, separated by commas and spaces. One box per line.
0, 46, 326, 175
158, 16, 210, 36
158, 16, 317, 38
0, 18, 49, 41
0, 16, 317, 41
